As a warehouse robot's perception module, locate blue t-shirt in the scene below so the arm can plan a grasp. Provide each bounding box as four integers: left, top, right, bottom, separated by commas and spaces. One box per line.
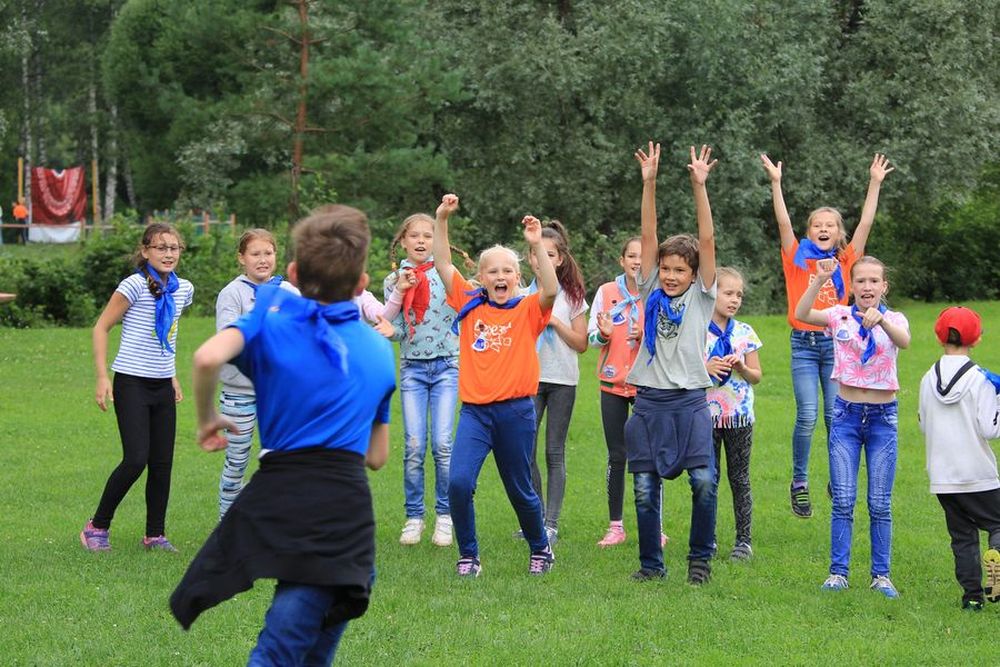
230, 285, 396, 456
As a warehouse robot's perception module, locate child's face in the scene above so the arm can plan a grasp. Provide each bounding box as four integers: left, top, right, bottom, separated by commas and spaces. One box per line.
851, 262, 887, 310
478, 250, 520, 304
238, 238, 277, 284
400, 219, 434, 264
619, 241, 641, 280
806, 211, 841, 251
528, 238, 563, 274
141, 233, 182, 277
714, 276, 744, 320
658, 254, 694, 296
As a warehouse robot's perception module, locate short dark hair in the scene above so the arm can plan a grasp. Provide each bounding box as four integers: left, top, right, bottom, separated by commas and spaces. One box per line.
292, 205, 370, 302
657, 233, 699, 273
947, 327, 963, 346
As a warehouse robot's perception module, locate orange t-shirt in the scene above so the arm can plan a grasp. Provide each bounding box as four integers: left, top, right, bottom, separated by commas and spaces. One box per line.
782, 241, 858, 331
446, 272, 552, 404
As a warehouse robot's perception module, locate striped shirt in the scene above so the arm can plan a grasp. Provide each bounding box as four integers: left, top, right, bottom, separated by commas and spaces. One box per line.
111, 273, 194, 379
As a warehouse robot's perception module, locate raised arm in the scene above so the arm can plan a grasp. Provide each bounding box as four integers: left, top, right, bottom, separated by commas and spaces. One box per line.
688, 145, 718, 288
635, 142, 661, 280
432, 194, 460, 295
849, 153, 893, 255
92, 292, 131, 411
760, 154, 795, 251
523, 215, 557, 311
794, 259, 836, 326
192, 328, 245, 452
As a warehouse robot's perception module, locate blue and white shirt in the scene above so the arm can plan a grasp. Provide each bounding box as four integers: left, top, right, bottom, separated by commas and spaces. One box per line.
111, 273, 194, 379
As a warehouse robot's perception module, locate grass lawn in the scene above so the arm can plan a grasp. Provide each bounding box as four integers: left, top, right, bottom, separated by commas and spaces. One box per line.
1, 300, 998, 665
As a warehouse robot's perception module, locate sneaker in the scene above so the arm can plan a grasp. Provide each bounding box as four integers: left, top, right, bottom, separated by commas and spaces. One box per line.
529, 546, 555, 575
984, 548, 1000, 603
730, 542, 753, 561
791, 483, 813, 518
822, 574, 849, 591
431, 515, 453, 547
80, 520, 111, 552
598, 523, 626, 547
142, 535, 178, 553
456, 556, 481, 578
963, 598, 985, 612
399, 518, 424, 546
687, 559, 711, 585
631, 568, 666, 582
870, 575, 899, 599
545, 526, 559, 546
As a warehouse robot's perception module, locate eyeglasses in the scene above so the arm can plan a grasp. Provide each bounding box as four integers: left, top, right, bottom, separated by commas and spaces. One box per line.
148, 244, 181, 253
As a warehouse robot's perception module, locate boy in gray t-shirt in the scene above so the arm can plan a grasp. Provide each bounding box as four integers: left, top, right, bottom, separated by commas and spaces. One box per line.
624, 142, 720, 586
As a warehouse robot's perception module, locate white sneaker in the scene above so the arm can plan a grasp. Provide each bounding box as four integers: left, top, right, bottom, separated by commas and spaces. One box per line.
399, 518, 424, 545
431, 515, 453, 547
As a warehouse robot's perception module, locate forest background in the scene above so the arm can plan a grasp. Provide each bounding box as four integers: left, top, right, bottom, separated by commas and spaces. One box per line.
0, 0, 998, 326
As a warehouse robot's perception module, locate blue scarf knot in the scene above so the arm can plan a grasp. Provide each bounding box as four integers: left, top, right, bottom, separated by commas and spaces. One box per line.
643, 288, 686, 363
240, 275, 283, 293
608, 274, 641, 328
793, 239, 845, 300
293, 299, 360, 374
851, 303, 887, 364
140, 267, 179, 354
451, 287, 525, 335
707, 318, 735, 385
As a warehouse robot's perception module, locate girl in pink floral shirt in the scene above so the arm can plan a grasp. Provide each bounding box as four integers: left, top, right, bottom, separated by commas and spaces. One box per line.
795, 256, 910, 599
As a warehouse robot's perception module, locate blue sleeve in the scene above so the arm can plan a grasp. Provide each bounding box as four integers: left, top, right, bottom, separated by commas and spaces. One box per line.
376, 389, 392, 424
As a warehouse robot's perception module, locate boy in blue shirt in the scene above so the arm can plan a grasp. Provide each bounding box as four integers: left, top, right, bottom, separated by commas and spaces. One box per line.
170, 205, 396, 666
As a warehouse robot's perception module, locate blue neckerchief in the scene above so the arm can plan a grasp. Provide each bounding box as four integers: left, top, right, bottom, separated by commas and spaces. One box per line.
643, 288, 686, 363
528, 279, 556, 348
979, 367, 1000, 394
451, 287, 525, 335
608, 274, 641, 328
707, 318, 735, 385
851, 303, 887, 364
240, 275, 283, 293
292, 298, 360, 374
793, 239, 845, 299
139, 267, 179, 354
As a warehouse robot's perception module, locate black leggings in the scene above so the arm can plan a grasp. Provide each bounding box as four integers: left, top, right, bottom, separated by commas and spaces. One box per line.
600, 392, 634, 522
92, 373, 176, 536
713, 425, 754, 545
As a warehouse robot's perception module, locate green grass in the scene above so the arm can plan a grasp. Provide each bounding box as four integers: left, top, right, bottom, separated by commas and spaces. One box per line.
1, 301, 999, 665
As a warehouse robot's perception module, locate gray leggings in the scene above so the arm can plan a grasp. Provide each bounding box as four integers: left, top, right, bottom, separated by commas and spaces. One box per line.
531, 382, 577, 530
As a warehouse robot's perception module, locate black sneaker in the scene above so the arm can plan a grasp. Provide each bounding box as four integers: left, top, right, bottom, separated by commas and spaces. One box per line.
529, 547, 555, 575
687, 559, 711, 585
730, 542, 753, 561
962, 598, 984, 612
791, 483, 813, 518
631, 568, 666, 582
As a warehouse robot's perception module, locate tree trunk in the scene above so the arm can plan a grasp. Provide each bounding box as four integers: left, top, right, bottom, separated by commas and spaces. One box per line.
103, 104, 119, 220
20, 4, 32, 226
88, 79, 102, 222
123, 151, 138, 210
288, 0, 311, 220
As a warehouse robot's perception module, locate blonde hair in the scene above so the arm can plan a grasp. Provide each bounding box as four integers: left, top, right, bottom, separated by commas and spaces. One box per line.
716, 266, 745, 288
806, 207, 848, 252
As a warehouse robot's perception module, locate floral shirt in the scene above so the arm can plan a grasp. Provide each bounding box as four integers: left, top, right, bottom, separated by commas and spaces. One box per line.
824, 304, 907, 391
704, 319, 762, 428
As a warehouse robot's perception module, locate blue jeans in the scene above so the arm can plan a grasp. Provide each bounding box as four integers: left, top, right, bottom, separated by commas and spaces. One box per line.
634, 466, 717, 572
828, 397, 898, 577
790, 330, 837, 485
448, 398, 548, 556
400, 357, 458, 518
247, 581, 350, 666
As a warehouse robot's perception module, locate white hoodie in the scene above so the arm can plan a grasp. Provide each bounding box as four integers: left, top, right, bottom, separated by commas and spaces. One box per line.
919, 355, 1000, 494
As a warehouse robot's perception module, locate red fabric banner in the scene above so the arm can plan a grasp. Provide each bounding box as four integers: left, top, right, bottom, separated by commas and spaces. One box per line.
30, 166, 87, 225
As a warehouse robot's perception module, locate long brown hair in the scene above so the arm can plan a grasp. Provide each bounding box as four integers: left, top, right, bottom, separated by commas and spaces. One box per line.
133, 223, 184, 296
389, 213, 474, 272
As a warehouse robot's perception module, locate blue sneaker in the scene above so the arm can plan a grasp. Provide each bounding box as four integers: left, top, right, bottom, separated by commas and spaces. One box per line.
870, 575, 899, 599
821, 574, 849, 591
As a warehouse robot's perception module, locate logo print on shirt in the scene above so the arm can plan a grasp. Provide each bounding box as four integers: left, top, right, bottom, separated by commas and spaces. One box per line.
471, 319, 512, 353
656, 303, 683, 340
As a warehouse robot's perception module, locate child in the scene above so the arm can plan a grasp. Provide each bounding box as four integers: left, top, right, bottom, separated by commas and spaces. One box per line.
382, 212, 473, 547
215, 229, 299, 520
794, 256, 910, 597
918, 306, 1000, 611
624, 142, 719, 584
170, 205, 395, 665
81, 223, 194, 552
588, 237, 644, 546
525, 220, 588, 544
704, 267, 762, 561
434, 193, 558, 577
761, 153, 893, 518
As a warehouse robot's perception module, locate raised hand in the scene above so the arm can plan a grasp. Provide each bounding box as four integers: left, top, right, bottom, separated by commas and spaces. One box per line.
522, 215, 542, 245
760, 153, 782, 183
596, 312, 613, 338
815, 258, 837, 281
635, 141, 661, 182
687, 145, 718, 185
869, 153, 894, 184
395, 268, 415, 293
436, 193, 459, 219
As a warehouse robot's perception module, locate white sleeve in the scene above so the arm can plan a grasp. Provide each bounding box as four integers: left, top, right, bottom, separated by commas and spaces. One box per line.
976, 379, 1000, 440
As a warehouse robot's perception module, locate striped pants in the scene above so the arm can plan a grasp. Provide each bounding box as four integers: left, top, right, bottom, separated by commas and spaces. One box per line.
218, 391, 258, 520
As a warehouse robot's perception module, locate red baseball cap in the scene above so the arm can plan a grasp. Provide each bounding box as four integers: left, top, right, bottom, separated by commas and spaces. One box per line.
934, 306, 982, 346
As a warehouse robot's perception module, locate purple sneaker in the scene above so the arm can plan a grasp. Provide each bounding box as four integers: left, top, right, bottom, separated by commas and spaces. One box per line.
529, 546, 555, 575
80, 520, 111, 552
142, 535, 178, 553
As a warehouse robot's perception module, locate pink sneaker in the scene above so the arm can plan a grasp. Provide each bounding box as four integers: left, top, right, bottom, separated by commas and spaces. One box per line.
142, 535, 178, 553
80, 520, 111, 552
597, 524, 626, 547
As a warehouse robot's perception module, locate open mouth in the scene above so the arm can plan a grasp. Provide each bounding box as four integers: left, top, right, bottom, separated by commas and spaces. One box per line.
817, 234, 831, 243
494, 283, 509, 299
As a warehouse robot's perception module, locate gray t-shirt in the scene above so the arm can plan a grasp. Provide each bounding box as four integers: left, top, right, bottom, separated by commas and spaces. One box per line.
626, 270, 716, 390
538, 289, 588, 386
